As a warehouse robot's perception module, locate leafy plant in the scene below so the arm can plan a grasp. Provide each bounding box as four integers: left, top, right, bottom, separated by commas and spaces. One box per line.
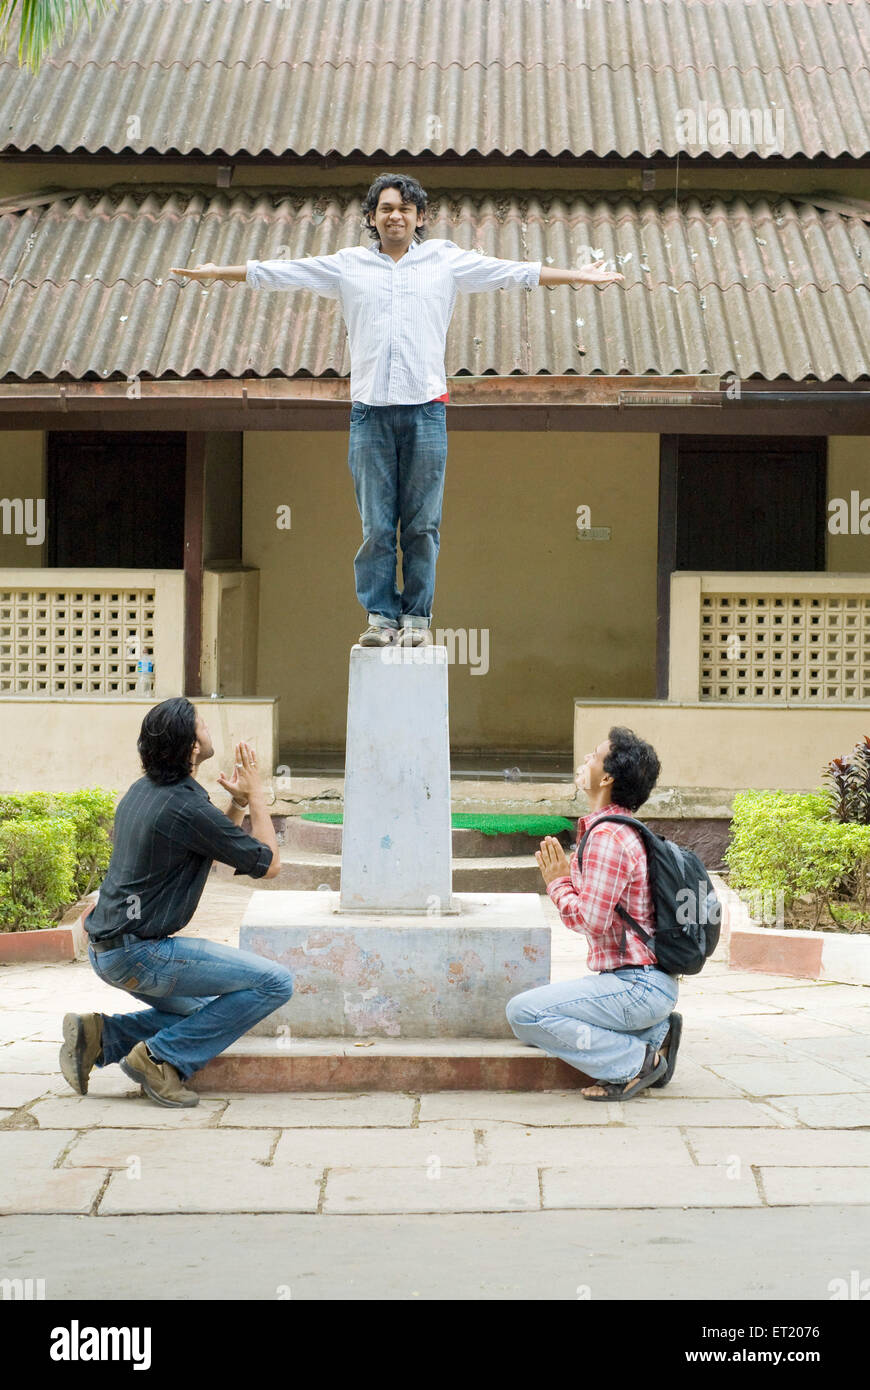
725, 790, 870, 931
0, 0, 116, 76
0, 788, 116, 929
822, 735, 870, 825
822, 756, 853, 824
0, 816, 77, 931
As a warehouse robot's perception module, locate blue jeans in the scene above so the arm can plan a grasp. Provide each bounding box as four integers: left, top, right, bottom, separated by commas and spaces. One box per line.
347, 401, 448, 626
506, 965, 679, 1083
88, 935, 293, 1081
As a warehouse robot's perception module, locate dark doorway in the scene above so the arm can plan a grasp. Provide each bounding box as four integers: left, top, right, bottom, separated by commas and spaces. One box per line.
47, 432, 186, 567
656, 435, 827, 695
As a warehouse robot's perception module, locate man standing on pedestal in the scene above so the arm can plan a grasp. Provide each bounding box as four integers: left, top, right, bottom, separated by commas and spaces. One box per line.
171, 172, 623, 648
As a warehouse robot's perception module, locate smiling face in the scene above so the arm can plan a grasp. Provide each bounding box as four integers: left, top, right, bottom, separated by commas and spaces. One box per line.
576, 738, 613, 800
371, 186, 424, 252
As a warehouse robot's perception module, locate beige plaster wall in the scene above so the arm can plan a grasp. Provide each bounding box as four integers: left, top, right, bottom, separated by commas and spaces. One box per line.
0, 431, 45, 567
827, 437, 870, 571
0, 697, 277, 798
243, 429, 660, 751
575, 701, 861, 794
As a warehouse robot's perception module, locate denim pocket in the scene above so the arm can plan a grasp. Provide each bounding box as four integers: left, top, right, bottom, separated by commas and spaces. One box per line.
620, 978, 656, 1029
92, 941, 165, 996
422, 402, 446, 419
350, 402, 371, 422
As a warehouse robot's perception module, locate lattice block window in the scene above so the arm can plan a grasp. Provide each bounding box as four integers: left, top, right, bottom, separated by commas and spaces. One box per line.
699, 594, 870, 702
0, 588, 156, 695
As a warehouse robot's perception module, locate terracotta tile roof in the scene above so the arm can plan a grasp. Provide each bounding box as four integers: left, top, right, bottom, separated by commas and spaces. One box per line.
1, 186, 868, 381
2, 0, 869, 159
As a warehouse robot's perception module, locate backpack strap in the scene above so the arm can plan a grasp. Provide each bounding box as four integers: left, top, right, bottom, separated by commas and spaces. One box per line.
576, 814, 654, 951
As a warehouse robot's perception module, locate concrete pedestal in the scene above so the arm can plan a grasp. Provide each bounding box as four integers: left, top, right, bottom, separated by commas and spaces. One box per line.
339, 644, 453, 912
240, 890, 550, 1038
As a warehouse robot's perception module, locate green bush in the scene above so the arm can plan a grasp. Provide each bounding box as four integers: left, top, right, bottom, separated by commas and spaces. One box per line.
0, 816, 77, 931
725, 790, 870, 930
0, 788, 116, 931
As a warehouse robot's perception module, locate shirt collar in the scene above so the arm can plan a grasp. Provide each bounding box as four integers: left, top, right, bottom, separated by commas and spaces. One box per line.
371, 238, 418, 259
576, 803, 637, 838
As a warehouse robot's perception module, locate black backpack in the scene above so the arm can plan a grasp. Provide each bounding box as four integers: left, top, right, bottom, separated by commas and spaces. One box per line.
576, 814, 722, 976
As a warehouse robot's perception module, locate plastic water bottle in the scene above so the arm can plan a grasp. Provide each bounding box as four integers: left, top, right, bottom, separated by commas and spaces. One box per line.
136, 659, 154, 696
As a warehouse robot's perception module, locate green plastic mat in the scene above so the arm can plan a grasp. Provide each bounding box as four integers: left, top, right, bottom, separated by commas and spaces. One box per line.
301, 812, 575, 836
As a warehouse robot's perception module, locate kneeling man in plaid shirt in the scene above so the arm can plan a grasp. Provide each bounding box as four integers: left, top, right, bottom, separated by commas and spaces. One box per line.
507, 727, 682, 1101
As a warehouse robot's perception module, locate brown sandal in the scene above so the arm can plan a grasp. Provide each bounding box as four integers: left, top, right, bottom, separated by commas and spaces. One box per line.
583, 1044, 668, 1101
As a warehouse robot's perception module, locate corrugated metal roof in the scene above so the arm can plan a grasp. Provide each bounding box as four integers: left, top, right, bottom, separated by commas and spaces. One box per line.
1, 186, 868, 381
2, 0, 869, 158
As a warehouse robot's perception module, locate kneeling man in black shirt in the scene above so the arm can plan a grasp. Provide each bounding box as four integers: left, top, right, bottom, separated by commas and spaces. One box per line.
59, 697, 291, 1108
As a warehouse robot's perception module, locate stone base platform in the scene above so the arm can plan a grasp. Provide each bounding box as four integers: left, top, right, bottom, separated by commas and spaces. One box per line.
190, 1037, 593, 1092
240, 890, 550, 1038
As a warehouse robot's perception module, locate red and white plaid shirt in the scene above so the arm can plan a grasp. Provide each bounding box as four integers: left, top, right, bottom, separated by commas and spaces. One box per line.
546, 803, 657, 973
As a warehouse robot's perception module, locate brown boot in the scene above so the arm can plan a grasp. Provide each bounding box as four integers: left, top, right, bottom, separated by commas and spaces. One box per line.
59, 1012, 104, 1094
119, 1041, 200, 1108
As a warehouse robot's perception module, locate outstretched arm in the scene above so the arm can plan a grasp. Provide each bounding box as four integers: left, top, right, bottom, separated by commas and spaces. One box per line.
170, 252, 344, 298
539, 259, 624, 288
170, 263, 246, 282
447, 242, 623, 294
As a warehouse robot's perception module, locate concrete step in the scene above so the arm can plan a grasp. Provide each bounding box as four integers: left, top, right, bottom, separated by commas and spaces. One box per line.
213, 852, 543, 893
191, 1037, 592, 1092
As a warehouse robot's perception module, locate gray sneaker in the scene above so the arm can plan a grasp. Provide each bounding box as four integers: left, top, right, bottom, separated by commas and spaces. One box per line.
397, 625, 433, 647
359, 624, 398, 647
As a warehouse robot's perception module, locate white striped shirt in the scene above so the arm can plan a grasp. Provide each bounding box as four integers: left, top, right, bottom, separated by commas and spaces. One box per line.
246, 238, 542, 406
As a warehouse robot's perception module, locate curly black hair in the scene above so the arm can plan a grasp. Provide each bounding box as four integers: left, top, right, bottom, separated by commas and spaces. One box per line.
137, 697, 198, 785
603, 727, 661, 812
362, 172, 428, 243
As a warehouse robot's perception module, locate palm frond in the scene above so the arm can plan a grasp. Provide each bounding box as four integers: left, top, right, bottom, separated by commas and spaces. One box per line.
0, 0, 117, 75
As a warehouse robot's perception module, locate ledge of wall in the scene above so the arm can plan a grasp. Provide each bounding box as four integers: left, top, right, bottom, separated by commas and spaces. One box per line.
0, 696, 278, 798
575, 701, 862, 794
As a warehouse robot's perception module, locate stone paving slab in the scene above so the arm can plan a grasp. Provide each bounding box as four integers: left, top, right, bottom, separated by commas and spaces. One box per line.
65, 1128, 278, 1167
760, 1167, 870, 1205
28, 1096, 227, 1128
686, 1037, 790, 1062
708, 1059, 866, 1095
688, 974, 810, 995
1, 913, 868, 1221
687, 1128, 870, 1167
0, 1041, 71, 1072
666, 995, 784, 1017
738, 984, 870, 1010
0, 1165, 105, 1215
0, 1129, 77, 1165
480, 1125, 693, 1167
542, 1164, 762, 1209
323, 1164, 540, 1214
761, 1093, 870, 1129
417, 1092, 621, 1125
0, 1011, 62, 1042
61, 1070, 144, 1099
98, 1162, 322, 1214
743, 1014, 859, 1040
781, 1032, 870, 1058
817, 1056, 870, 1085
219, 1093, 416, 1127
806, 1006, 870, 1027
607, 1097, 799, 1127
272, 1126, 475, 1167
0, 1073, 66, 1107
643, 1062, 745, 1099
